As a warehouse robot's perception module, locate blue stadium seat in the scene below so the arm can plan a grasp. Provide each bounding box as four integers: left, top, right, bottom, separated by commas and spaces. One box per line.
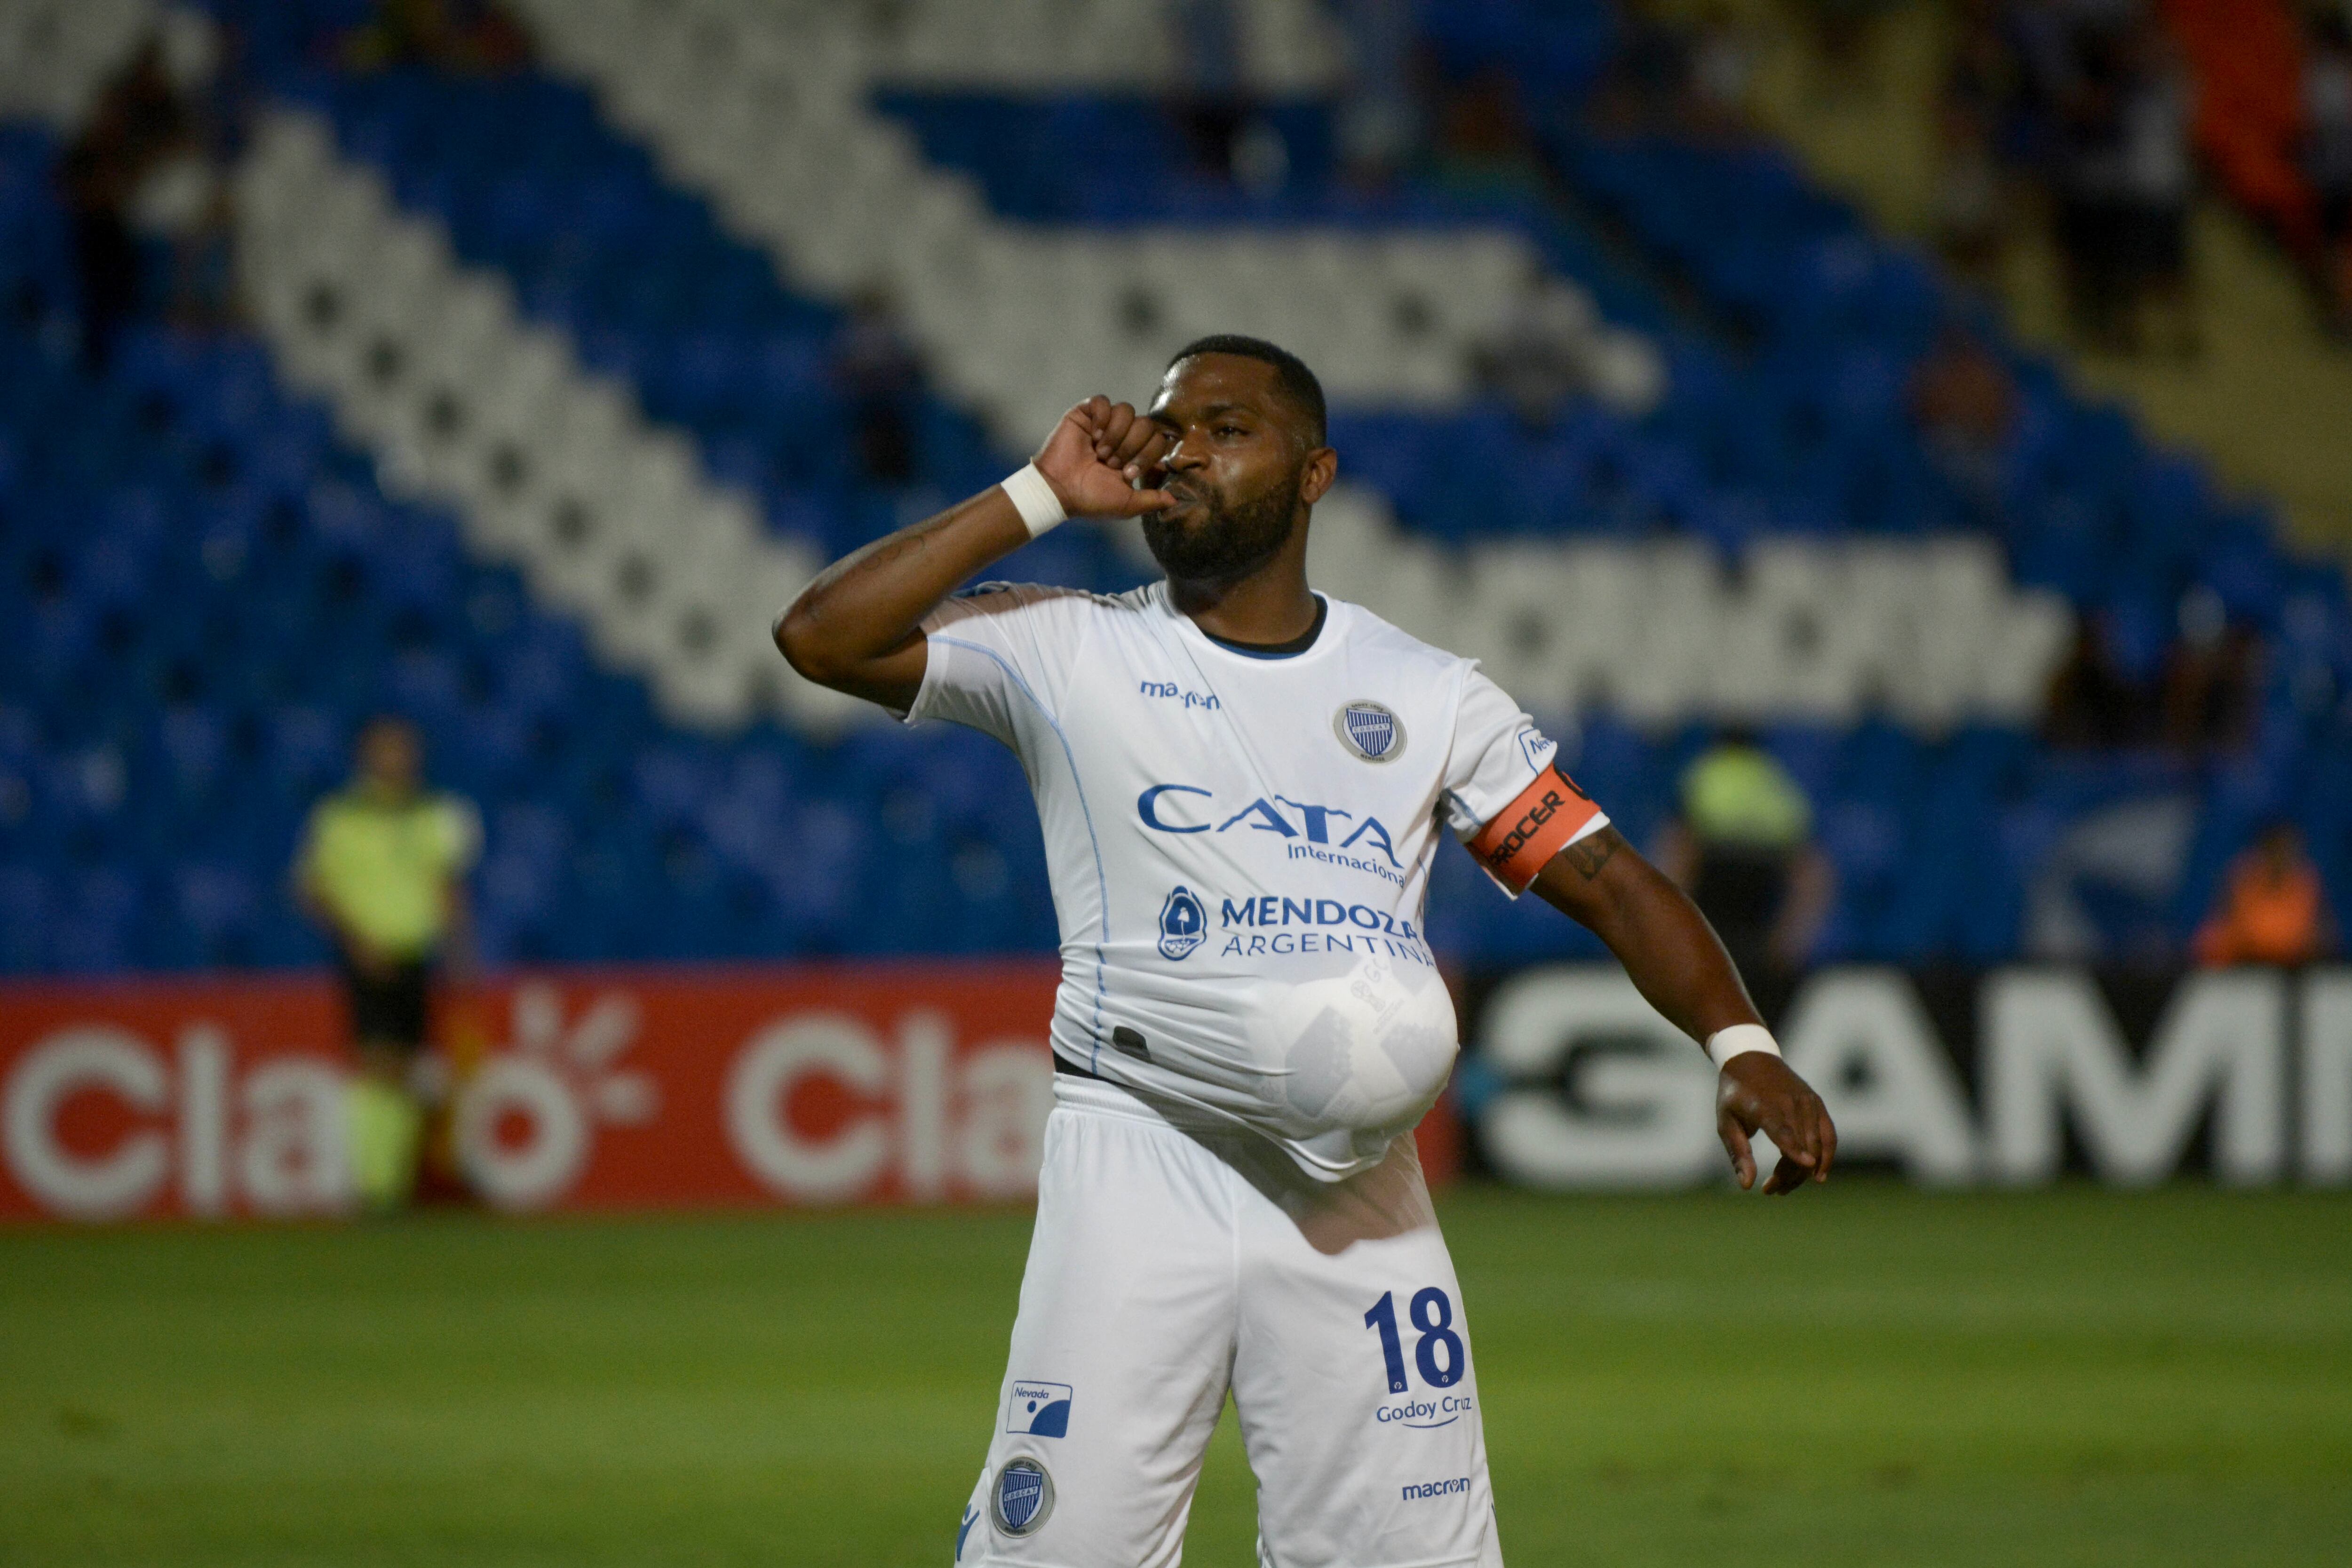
3, 1, 2343, 972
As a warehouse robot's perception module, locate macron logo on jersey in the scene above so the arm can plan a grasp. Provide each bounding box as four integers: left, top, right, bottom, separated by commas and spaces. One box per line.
1136, 786, 1401, 868
1139, 679, 1220, 711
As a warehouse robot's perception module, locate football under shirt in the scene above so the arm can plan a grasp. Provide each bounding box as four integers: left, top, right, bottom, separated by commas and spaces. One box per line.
908, 580, 1608, 1179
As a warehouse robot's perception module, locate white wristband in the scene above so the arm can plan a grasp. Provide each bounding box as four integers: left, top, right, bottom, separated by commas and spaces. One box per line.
1001, 463, 1066, 537
1706, 1024, 1781, 1069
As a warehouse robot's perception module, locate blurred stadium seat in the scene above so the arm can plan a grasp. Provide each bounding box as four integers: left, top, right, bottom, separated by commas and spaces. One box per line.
0, 0, 2347, 976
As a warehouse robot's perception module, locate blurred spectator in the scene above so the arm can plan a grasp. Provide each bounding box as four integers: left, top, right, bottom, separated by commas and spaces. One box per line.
1167, 0, 1246, 178
1431, 65, 1541, 188
59, 35, 193, 367
1592, 2, 1694, 132
2042, 612, 2152, 747
1658, 732, 1833, 1017
1684, 3, 1758, 135
2000, 0, 2082, 172
125, 18, 242, 332
295, 717, 480, 1213
2043, 586, 2255, 755
1908, 326, 2018, 514
2050, 15, 2133, 345
56, 17, 242, 357
2305, 7, 2352, 336
1805, 0, 1900, 96
341, 0, 529, 74
1473, 261, 1668, 427
1588, 0, 1749, 139
2159, 584, 2258, 752
831, 286, 922, 488
2052, 12, 2197, 355
1935, 4, 2020, 281
2113, 16, 2198, 352
1330, 0, 1422, 187
2193, 821, 2336, 965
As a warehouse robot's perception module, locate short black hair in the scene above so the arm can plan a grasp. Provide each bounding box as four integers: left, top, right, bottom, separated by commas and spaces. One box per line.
1166, 334, 1327, 447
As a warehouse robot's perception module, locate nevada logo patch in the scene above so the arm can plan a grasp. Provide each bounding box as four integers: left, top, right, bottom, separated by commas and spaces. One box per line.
1005, 1379, 1073, 1439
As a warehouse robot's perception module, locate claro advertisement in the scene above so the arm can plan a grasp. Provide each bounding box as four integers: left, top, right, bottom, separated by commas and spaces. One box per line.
0, 963, 1068, 1222
2, 962, 2346, 1221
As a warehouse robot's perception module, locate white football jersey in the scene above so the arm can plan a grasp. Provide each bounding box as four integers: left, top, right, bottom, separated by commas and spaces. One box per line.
909, 580, 1608, 1179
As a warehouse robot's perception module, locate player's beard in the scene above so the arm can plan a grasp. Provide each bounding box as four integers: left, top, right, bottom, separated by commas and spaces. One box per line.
1141, 469, 1304, 583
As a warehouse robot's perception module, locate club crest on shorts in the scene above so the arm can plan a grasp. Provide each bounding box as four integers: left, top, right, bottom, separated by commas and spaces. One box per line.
1335, 700, 1403, 763
1158, 885, 1206, 959
992, 1456, 1055, 1536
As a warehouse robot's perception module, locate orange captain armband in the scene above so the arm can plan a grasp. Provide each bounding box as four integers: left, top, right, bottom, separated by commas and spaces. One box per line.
1469, 764, 1605, 895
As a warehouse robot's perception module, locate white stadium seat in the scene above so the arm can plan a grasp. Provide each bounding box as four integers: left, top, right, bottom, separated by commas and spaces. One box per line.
209, 9, 2069, 740
234, 110, 837, 735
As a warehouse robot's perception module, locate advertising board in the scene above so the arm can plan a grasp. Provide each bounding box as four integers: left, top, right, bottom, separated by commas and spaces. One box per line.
8, 959, 2339, 1220
0, 962, 1462, 1221
1459, 964, 2352, 1188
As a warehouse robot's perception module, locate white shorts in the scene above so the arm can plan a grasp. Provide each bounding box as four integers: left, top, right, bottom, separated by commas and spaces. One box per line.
956, 1075, 1503, 1568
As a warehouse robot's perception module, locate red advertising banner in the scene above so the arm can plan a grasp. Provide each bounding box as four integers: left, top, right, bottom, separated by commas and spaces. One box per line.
0, 963, 1459, 1222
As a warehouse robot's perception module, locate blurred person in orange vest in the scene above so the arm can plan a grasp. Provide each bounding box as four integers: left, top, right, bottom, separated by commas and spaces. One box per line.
2193, 821, 2336, 967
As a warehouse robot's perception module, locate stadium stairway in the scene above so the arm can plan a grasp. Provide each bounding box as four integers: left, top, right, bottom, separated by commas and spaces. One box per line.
1728, 0, 2352, 562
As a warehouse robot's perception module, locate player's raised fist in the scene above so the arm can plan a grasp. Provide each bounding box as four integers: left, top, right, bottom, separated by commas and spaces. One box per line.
1034, 396, 1176, 519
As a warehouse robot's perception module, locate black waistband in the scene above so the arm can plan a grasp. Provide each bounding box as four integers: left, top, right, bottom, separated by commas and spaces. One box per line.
1052, 1052, 1101, 1080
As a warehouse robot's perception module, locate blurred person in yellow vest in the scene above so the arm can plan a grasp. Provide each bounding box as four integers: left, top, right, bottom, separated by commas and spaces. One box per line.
1658, 729, 1833, 1020
295, 716, 479, 1212
2193, 821, 2336, 967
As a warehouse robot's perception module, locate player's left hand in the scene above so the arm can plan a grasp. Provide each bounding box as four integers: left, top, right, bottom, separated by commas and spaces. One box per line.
1716, 1052, 1836, 1194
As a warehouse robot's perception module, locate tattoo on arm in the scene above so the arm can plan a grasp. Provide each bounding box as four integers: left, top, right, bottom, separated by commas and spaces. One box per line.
1562, 825, 1623, 881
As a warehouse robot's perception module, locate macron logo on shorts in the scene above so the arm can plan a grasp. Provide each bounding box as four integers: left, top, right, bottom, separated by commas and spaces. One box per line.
1005, 1380, 1072, 1438
1401, 1476, 1471, 1502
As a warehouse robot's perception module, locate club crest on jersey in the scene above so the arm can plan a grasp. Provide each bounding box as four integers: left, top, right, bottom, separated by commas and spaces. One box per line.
1159, 885, 1207, 959
993, 1457, 1055, 1536
1335, 701, 1403, 763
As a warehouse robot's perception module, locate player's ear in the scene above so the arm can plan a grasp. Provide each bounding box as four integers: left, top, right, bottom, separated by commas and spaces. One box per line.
1299, 444, 1338, 507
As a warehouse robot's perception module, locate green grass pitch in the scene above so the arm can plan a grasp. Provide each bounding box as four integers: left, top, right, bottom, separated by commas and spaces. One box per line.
5, 1183, 2349, 1567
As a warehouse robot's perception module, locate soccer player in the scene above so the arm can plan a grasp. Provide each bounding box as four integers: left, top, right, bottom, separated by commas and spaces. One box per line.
777, 336, 1837, 1567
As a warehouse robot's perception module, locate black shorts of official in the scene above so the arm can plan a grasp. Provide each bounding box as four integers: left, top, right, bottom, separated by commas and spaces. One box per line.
342, 959, 433, 1051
